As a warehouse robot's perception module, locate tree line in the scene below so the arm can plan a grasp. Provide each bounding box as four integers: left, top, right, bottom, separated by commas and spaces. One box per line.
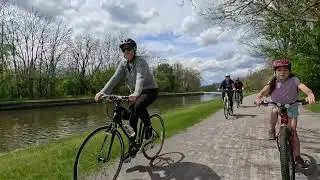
193, 0, 320, 97
0, 2, 201, 100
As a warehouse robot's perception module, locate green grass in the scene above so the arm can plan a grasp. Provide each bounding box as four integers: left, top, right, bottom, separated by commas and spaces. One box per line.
0, 100, 223, 180
298, 92, 320, 113
243, 91, 257, 97
308, 103, 320, 113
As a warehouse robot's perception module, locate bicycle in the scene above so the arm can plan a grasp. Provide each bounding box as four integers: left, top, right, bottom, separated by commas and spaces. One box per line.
234, 89, 242, 109
73, 95, 165, 180
257, 99, 310, 180
220, 89, 234, 119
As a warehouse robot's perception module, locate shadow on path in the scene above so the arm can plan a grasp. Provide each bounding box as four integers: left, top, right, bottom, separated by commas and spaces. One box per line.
126, 152, 221, 180
296, 153, 320, 180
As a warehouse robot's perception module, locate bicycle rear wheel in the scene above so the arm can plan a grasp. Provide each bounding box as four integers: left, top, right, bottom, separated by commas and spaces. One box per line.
142, 114, 165, 160
279, 127, 295, 180
74, 125, 124, 180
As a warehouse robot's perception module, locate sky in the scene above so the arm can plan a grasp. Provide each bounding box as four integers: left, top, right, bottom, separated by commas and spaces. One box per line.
14, 0, 266, 85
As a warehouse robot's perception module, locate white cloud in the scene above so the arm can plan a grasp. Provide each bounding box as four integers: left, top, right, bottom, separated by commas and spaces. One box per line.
101, 1, 159, 24
196, 27, 230, 46
181, 15, 199, 33
11, 0, 265, 85
141, 41, 177, 57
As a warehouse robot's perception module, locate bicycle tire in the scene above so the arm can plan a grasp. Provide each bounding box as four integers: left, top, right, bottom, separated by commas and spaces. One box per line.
279, 127, 295, 180
142, 114, 165, 160
224, 99, 229, 119
74, 125, 124, 180
236, 93, 240, 108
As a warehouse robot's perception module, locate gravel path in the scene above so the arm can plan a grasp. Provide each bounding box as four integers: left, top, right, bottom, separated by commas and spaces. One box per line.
96, 94, 320, 180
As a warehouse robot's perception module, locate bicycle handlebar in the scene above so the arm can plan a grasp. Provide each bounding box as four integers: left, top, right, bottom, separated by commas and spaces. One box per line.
218, 89, 234, 92
101, 95, 130, 102
254, 99, 309, 107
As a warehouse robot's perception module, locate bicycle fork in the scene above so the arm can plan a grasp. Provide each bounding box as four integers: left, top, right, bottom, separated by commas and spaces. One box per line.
97, 131, 114, 163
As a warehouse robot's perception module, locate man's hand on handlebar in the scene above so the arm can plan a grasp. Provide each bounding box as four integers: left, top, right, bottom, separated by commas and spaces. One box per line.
94, 92, 106, 102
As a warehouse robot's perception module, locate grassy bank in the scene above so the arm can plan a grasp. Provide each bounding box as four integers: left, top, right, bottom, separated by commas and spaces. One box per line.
308, 103, 320, 113
243, 91, 257, 97
0, 100, 223, 180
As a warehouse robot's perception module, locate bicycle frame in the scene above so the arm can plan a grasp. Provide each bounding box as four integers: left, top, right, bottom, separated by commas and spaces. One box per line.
275, 105, 293, 151
224, 93, 229, 106
259, 100, 303, 150
105, 96, 145, 152
235, 90, 241, 99
223, 89, 234, 107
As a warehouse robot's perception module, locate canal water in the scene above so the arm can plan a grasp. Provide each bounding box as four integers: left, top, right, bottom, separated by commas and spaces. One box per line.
0, 93, 221, 153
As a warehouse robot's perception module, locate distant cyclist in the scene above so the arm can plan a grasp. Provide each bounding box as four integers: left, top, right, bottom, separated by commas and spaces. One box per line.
218, 74, 235, 112
234, 77, 244, 104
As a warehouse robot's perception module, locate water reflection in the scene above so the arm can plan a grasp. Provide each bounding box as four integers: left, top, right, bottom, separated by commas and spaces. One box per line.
0, 94, 219, 153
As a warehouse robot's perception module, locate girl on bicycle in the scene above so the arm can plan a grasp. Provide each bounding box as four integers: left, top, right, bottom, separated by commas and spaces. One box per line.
255, 58, 315, 168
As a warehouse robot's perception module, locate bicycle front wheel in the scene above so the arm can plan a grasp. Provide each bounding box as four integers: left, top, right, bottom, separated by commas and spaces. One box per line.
73, 125, 124, 180
142, 114, 165, 160
224, 100, 229, 119
236, 93, 240, 108
279, 127, 295, 180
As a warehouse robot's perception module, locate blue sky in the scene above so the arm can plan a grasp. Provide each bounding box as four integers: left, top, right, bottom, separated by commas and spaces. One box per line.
15, 0, 266, 85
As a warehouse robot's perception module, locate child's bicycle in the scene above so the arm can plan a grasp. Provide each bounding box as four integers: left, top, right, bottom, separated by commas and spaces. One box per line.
73, 95, 165, 180
257, 99, 314, 180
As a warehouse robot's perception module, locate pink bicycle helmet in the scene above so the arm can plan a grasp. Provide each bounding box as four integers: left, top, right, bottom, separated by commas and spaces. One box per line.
272, 59, 291, 71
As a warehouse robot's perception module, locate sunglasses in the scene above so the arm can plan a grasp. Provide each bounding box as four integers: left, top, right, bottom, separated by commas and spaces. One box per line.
121, 46, 133, 53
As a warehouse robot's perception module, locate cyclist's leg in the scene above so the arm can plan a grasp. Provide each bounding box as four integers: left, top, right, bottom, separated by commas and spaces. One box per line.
129, 104, 139, 139
124, 89, 157, 162
288, 117, 299, 159
240, 90, 243, 103
123, 104, 139, 162
287, 105, 308, 167
133, 89, 158, 139
228, 91, 233, 111
222, 91, 225, 100
269, 107, 278, 140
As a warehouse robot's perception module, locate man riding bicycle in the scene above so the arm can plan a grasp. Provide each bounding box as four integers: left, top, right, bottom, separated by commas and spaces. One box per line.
234, 77, 244, 104
218, 74, 235, 112
94, 38, 158, 163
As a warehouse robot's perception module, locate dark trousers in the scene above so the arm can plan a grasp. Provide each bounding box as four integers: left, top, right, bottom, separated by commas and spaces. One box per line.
235, 90, 243, 102
222, 91, 233, 109
129, 88, 158, 139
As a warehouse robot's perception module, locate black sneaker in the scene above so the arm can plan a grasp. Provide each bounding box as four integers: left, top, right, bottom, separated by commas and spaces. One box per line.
145, 125, 153, 140
296, 156, 310, 169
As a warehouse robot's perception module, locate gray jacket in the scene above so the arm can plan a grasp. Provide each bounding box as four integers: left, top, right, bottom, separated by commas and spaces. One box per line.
100, 56, 158, 96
